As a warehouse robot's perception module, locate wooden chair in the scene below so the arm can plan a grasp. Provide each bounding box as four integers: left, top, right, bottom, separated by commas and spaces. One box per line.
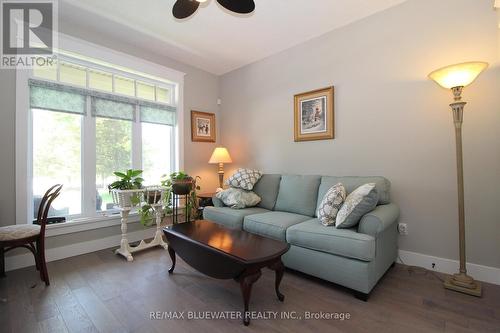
0, 184, 63, 286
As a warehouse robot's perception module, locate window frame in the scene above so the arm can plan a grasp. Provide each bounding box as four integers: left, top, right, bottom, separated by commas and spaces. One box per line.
16, 33, 185, 235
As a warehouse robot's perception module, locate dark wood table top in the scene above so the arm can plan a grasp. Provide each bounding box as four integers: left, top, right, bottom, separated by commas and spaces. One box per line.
164, 220, 289, 264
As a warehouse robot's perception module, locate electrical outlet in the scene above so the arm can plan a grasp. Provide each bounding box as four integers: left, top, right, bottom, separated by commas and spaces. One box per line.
398, 223, 408, 235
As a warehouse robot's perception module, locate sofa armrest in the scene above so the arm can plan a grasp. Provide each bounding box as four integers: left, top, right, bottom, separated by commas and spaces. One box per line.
212, 196, 225, 207
357, 203, 400, 237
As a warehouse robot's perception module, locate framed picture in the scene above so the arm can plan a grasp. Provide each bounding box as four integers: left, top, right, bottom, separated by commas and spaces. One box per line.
294, 86, 334, 142
191, 111, 216, 142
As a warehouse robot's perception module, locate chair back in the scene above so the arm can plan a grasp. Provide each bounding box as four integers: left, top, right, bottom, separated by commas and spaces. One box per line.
36, 184, 63, 236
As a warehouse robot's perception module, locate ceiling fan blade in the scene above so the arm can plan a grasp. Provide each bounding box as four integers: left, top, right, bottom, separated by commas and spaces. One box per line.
216, 0, 255, 14
173, 0, 200, 19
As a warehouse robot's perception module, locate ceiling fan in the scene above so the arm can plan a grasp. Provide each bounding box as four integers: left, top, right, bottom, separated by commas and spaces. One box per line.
173, 0, 255, 19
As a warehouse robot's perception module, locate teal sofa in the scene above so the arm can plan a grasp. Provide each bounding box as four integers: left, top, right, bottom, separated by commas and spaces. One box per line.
203, 175, 399, 300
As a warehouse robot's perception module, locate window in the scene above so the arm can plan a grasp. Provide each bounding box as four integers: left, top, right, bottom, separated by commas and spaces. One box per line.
96, 117, 132, 211
33, 110, 82, 217
29, 57, 178, 220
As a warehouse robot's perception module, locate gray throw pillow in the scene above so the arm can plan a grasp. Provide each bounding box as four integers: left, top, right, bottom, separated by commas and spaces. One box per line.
216, 188, 261, 209
317, 183, 346, 226
336, 183, 378, 229
226, 168, 262, 190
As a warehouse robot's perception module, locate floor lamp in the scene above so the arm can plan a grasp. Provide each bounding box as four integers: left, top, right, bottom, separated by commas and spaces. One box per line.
428, 61, 488, 297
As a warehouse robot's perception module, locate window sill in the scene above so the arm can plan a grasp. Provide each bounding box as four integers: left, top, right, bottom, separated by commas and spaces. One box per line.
45, 213, 142, 237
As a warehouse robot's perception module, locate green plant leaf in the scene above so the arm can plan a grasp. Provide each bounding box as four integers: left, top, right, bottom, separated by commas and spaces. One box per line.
114, 172, 127, 178
130, 169, 143, 177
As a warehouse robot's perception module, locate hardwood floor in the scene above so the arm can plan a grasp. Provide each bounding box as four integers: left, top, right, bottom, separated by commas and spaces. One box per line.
1, 246, 499, 333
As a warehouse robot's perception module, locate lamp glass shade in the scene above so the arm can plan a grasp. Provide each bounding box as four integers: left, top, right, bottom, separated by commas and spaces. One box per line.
428, 62, 488, 89
209, 147, 232, 164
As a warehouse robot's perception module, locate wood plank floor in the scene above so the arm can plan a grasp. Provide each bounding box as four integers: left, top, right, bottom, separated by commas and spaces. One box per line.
1, 246, 499, 333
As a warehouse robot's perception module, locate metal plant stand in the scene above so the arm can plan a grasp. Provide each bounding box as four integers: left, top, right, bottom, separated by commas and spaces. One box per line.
111, 187, 168, 261
171, 193, 190, 224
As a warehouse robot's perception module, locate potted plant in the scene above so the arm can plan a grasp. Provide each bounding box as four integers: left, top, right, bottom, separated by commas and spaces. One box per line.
161, 172, 201, 221
139, 189, 163, 226
108, 169, 144, 208
170, 171, 194, 195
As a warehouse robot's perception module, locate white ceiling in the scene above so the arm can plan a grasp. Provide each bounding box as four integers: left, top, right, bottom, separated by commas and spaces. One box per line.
60, 0, 408, 75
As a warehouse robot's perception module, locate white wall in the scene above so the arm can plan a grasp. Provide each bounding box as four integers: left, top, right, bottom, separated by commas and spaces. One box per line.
220, 0, 500, 268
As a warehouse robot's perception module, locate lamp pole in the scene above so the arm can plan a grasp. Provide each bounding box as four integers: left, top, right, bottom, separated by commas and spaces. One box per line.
443, 86, 481, 297
218, 162, 225, 188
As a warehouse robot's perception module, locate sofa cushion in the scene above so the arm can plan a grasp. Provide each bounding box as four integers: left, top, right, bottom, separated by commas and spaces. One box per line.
253, 174, 282, 210
317, 176, 391, 210
203, 206, 269, 229
274, 175, 321, 216
243, 211, 310, 241
286, 219, 376, 261
317, 183, 346, 226
216, 188, 261, 209
226, 168, 262, 190
336, 183, 379, 229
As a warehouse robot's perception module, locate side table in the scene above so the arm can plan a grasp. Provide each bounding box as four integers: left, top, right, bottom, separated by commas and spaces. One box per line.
196, 192, 215, 219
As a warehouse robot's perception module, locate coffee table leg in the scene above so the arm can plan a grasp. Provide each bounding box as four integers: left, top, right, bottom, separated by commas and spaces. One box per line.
168, 246, 176, 274
269, 259, 285, 301
238, 270, 262, 326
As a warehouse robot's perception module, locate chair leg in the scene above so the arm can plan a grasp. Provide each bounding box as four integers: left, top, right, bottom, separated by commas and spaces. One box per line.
34, 243, 40, 271
0, 247, 5, 278
36, 239, 49, 286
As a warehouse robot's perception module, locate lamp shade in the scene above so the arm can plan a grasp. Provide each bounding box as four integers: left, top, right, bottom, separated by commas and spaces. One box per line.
209, 147, 232, 164
428, 62, 488, 89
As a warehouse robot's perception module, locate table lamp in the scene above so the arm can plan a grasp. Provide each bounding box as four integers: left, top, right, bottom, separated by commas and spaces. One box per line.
209, 147, 233, 188
428, 61, 488, 297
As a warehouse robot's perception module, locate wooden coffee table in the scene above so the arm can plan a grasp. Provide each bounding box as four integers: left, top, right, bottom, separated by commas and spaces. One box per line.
163, 220, 290, 326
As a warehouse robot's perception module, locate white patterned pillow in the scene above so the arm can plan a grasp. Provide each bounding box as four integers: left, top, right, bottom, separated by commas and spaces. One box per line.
317, 183, 346, 226
226, 168, 262, 191
336, 183, 379, 229
216, 188, 261, 209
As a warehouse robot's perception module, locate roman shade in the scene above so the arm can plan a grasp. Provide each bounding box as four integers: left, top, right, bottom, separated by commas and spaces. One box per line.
29, 79, 176, 125
30, 81, 86, 115
91, 97, 135, 121
140, 104, 176, 126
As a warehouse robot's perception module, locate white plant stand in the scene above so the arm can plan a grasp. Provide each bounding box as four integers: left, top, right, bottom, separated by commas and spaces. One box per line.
112, 187, 169, 262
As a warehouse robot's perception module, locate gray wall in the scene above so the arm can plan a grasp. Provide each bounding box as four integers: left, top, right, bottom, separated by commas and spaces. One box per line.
220, 0, 500, 268
0, 17, 221, 253
0, 69, 16, 228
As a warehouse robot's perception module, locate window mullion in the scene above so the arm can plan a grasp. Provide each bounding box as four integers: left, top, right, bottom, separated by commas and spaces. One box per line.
82, 95, 96, 217
132, 105, 142, 171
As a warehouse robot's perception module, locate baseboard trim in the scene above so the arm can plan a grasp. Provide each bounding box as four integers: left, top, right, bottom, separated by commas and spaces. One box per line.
6, 236, 499, 286
398, 250, 500, 286
5, 228, 156, 272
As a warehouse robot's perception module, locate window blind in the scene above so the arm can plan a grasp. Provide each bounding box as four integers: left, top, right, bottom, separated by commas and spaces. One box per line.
29, 79, 177, 124
140, 104, 176, 126
29, 82, 86, 115
91, 97, 135, 121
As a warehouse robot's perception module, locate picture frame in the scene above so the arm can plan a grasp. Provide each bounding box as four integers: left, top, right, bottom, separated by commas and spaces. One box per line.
191, 111, 216, 142
294, 86, 334, 142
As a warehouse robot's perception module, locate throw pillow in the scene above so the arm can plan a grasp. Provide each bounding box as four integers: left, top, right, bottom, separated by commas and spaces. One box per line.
336, 183, 379, 229
216, 188, 261, 209
317, 183, 346, 226
226, 168, 262, 190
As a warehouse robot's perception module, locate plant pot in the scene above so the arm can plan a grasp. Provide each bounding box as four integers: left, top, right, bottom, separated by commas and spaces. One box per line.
111, 190, 142, 208
172, 178, 193, 195
146, 191, 161, 204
